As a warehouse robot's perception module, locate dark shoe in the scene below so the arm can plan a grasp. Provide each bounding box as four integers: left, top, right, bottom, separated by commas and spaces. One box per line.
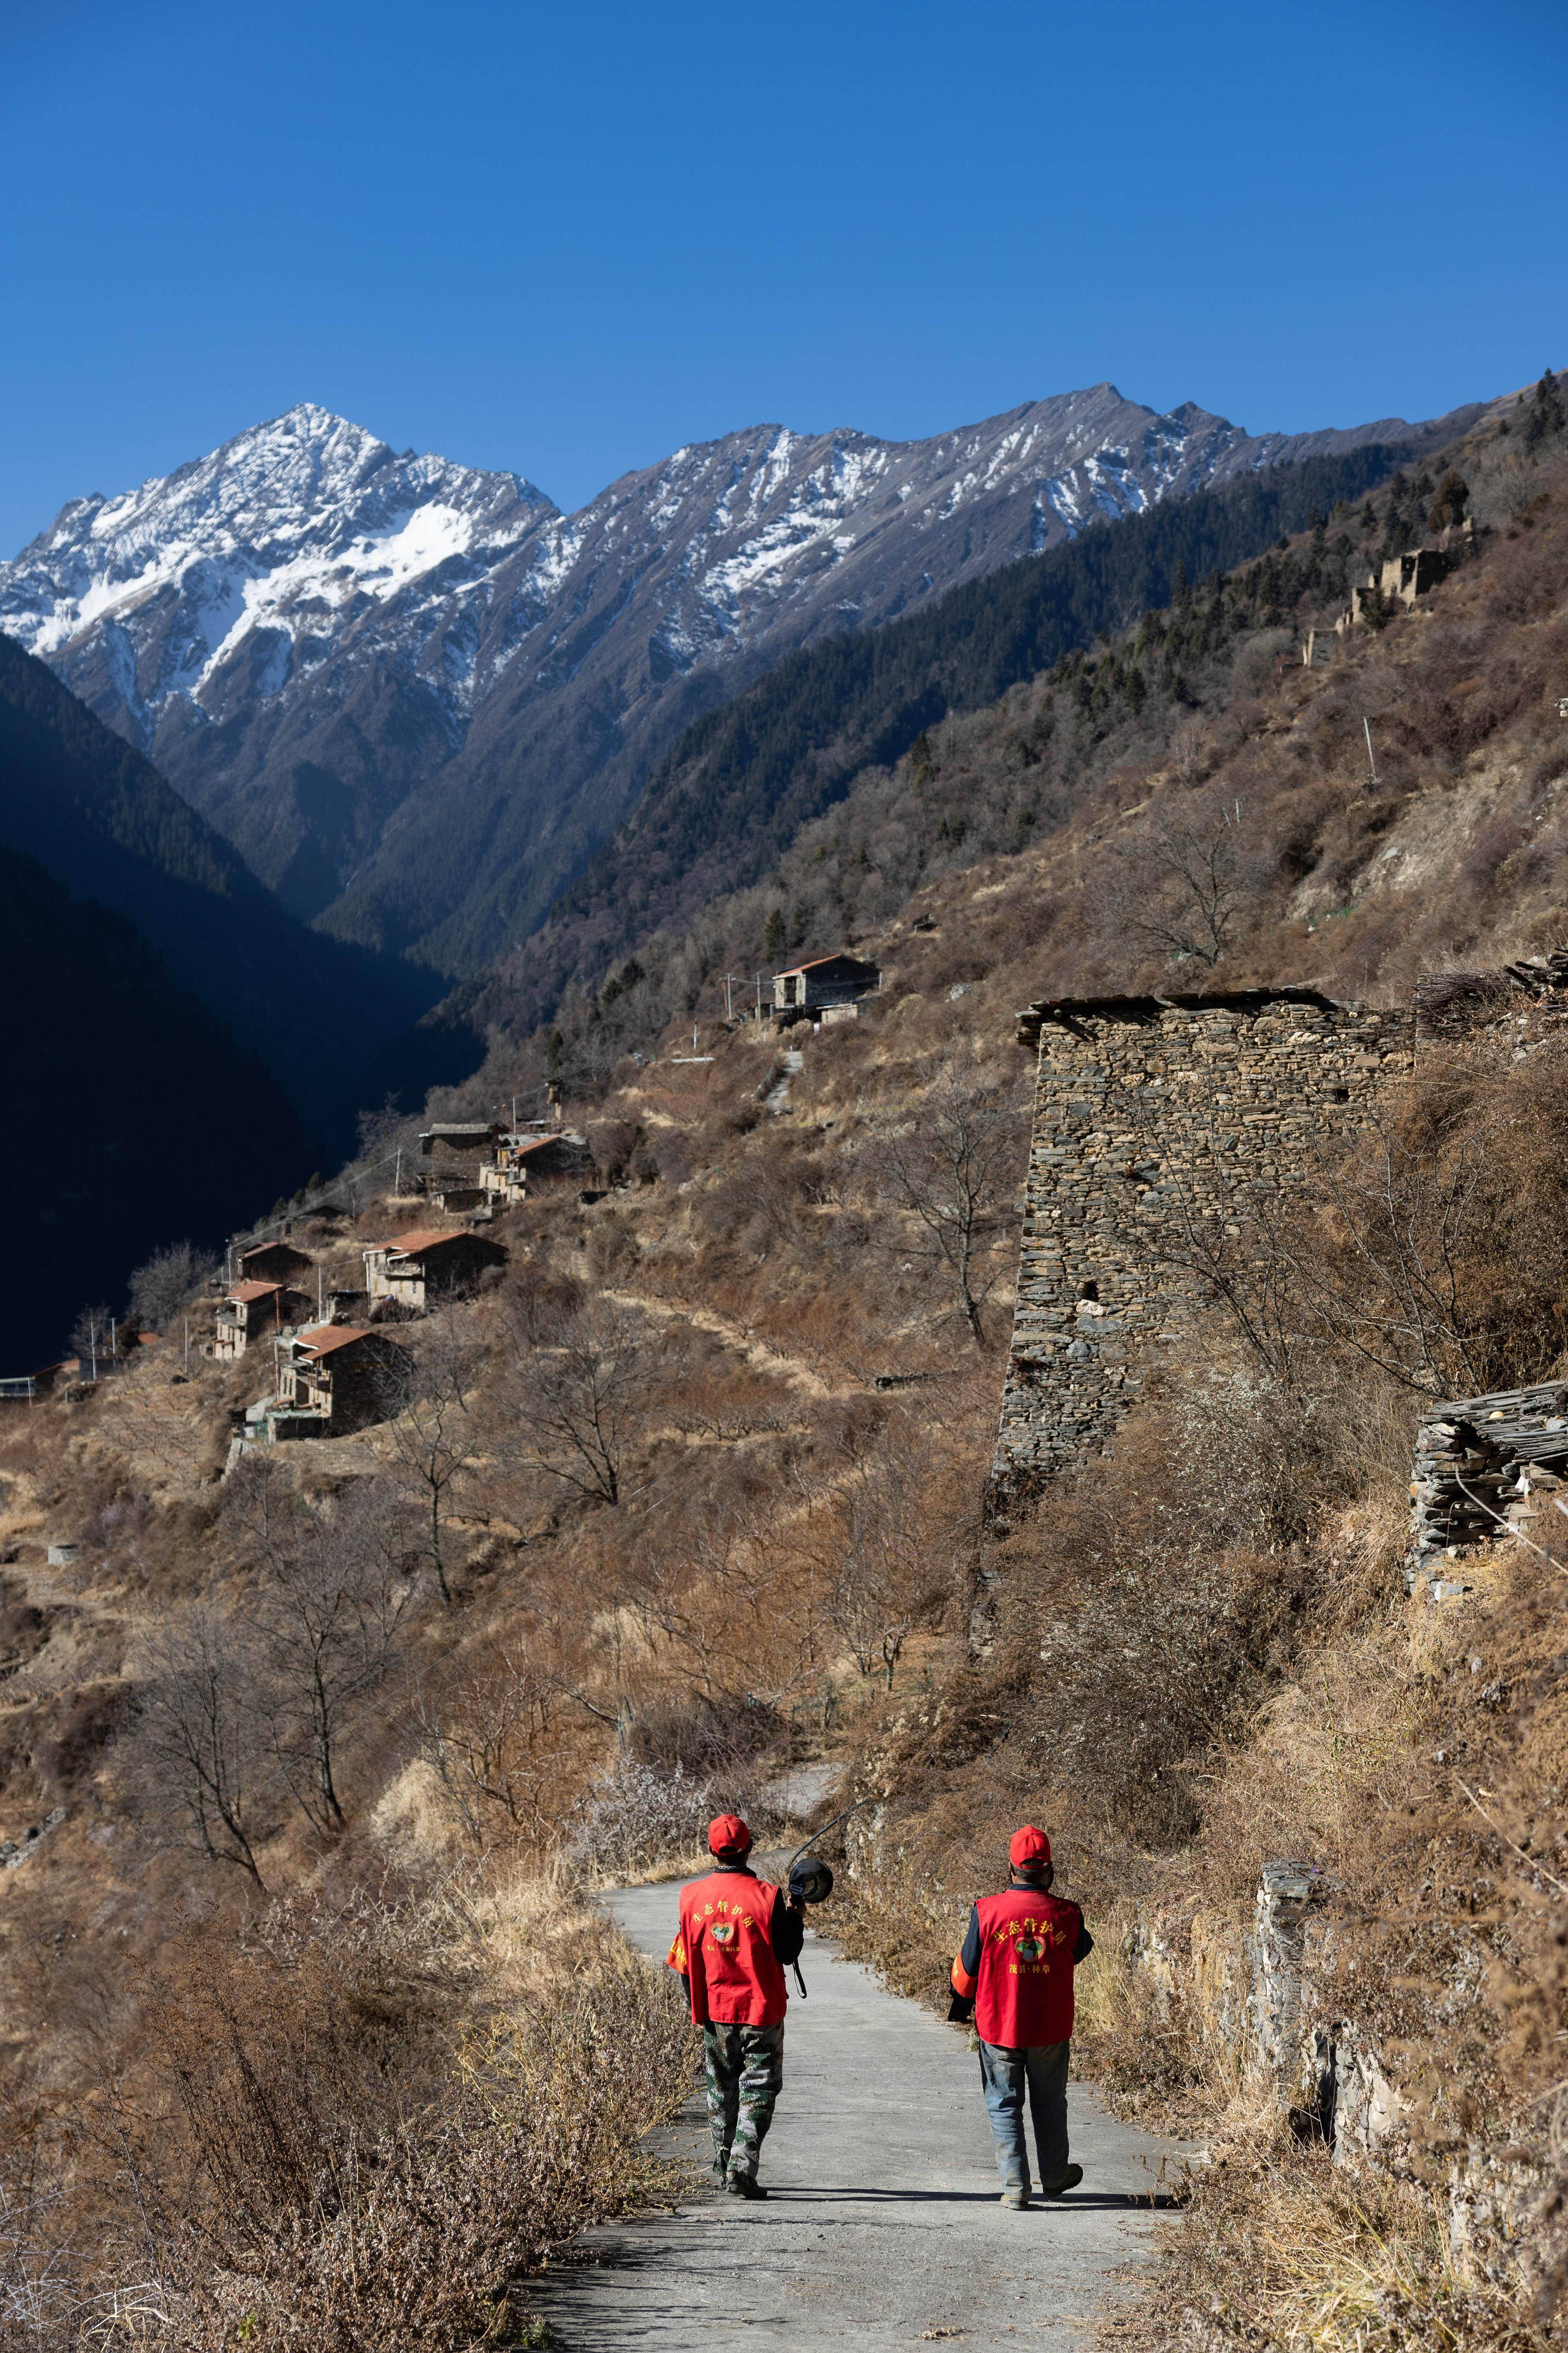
724, 2170, 768, 2200
710, 2157, 730, 2186
1038, 2164, 1083, 2195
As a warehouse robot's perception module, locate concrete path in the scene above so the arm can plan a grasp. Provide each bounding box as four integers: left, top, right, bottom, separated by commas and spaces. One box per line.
539, 1881, 1190, 2351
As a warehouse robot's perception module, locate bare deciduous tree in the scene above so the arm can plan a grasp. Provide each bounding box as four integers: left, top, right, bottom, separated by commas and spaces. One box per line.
792, 1433, 930, 1691
1153, 1186, 1304, 1388
1104, 794, 1254, 968
1282, 1121, 1489, 1396
865, 1064, 1026, 1346
230, 1467, 412, 1837
414, 1649, 560, 1850
138, 1605, 270, 1884
830, 1476, 919, 1692
126, 1243, 219, 1335
382, 1313, 486, 1604
618, 1507, 774, 1699
504, 1291, 654, 1506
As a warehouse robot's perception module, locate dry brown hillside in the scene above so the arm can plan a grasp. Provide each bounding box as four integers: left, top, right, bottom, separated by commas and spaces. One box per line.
0, 988, 1034, 2344
4, 384, 1568, 2348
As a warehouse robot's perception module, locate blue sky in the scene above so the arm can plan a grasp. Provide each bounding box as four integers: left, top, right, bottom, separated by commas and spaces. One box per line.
1, 0, 1562, 551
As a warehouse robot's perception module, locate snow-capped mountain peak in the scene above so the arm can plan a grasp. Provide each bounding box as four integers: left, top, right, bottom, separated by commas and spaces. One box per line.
0, 382, 1472, 964
4, 403, 556, 713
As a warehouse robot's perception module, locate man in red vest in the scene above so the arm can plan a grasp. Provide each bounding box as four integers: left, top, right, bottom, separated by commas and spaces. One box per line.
948, 1825, 1094, 2208
668, 1812, 805, 2199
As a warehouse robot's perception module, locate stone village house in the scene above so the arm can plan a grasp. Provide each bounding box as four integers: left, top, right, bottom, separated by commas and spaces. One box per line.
479, 1129, 596, 1205
771, 952, 881, 1026
991, 957, 1568, 1585
210, 1280, 312, 1363
991, 987, 1411, 1488
418, 1121, 506, 1158
362, 1227, 508, 1312
249, 1324, 408, 1441
235, 1239, 313, 1288
416, 1122, 506, 1211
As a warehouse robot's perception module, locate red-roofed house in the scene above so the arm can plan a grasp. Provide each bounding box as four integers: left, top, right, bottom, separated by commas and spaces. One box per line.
271, 1325, 408, 1435
362, 1227, 507, 1311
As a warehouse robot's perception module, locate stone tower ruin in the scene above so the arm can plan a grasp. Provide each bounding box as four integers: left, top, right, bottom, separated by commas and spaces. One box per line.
992, 988, 1416, 1485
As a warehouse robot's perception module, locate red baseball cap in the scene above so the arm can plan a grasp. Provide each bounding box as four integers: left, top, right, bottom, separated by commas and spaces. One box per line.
709, 1813, 752, 1857
1009, 1824, 1051, 1867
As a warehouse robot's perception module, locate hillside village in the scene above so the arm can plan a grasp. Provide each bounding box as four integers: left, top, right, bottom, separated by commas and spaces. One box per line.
1, 381, 1567, 2348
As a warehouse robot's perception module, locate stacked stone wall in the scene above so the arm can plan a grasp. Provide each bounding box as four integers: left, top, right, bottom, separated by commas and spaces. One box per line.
994, 989, 1416, 1480
1409, 1378, 1568, 1598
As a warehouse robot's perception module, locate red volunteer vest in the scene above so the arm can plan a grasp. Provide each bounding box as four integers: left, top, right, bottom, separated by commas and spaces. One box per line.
668, 1869, 789, 2028
973, 1887, 1082, 2047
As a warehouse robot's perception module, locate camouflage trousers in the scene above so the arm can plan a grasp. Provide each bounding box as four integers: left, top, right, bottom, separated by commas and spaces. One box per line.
702, 2022, 785, 2180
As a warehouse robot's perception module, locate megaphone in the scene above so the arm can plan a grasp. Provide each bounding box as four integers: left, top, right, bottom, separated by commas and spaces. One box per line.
780, 1798, 880, 1997
788, 1855, 834, 1906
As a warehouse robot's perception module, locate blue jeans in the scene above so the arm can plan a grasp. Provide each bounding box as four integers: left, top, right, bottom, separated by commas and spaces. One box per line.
977, 2038, 1071, 2193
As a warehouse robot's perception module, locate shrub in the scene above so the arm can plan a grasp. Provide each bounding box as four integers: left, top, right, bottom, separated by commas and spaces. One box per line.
127, 1241, 220, 1334
567, 1744, 790, 1884
0, 1881, 698, 2353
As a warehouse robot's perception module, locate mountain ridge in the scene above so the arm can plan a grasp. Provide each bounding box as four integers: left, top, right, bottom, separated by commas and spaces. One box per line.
466, 437, 1456, 1034
2, 386, 1488, 975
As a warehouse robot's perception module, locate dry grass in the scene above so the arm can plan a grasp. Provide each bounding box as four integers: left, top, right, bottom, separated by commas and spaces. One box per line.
1116, 2124, 1540, 2353
0, 1870, 698, 2352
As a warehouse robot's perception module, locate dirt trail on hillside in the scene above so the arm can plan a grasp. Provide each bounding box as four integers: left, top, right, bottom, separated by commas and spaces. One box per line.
600, 1288, 853, 1398
539, 1882, 1190, 2352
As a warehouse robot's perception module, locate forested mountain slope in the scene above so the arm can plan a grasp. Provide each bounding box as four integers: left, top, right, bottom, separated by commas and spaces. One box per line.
0, 843, 310, 1366
0, 633, 453, 1157
481, 435, 1447, 1032
0, 391, 1484, 974
459, 379, 1561, 1099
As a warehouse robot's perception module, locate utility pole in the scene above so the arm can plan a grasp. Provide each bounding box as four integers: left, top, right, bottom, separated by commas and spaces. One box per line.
395, 1144, 402, 1196
755, 972, 763, 1025
722, 974, 744, 1022
1363, 716, 1380, 788
317, 1266, 324, 1320
183, 1317, 189, 1377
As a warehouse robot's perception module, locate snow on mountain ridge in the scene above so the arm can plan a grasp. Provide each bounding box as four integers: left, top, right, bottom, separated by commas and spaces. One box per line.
4, 402, 556, 708
0, 380, 1471, 969
0, 388, 1234, 728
